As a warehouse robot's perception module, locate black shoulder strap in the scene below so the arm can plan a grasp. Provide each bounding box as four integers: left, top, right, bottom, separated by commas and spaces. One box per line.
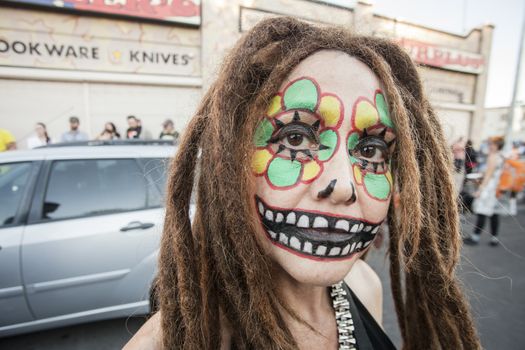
342, 282, 375, 350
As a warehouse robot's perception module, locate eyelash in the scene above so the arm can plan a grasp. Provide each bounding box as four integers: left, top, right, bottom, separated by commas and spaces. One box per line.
350, 129, 394, 174
268, 119, 321, 161
355, 158, 388, 173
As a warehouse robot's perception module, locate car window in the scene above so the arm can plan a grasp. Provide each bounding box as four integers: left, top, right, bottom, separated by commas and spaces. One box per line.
142, 158, 169, 207
43, 159, 148, 220
141, 157, 197, 206
0, 162, 32, 227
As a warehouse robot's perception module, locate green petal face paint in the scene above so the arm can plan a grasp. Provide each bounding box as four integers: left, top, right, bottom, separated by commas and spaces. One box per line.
375, 92, 393, 129
363, 173, 391, 200
347, 132, 359, 151
283, 78, 319, 111
318, 130, 337, 161
267, 157, 302, 187
254, 118, 274, 147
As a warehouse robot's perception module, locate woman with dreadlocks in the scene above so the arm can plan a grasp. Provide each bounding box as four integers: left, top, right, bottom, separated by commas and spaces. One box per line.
125, 17, 480, 350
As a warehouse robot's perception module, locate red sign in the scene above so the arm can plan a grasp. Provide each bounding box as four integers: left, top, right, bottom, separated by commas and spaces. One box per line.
397, 38, 485, 74
6, 0, 201, 25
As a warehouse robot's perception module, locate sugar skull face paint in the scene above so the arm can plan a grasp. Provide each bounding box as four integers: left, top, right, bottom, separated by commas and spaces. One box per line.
252, 50, 396, 286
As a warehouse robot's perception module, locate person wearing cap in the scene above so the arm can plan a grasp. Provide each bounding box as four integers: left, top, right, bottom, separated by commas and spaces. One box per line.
60, 116, 89, 143
159, 119, 179, 143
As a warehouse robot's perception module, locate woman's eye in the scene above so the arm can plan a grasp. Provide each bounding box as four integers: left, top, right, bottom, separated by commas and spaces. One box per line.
356, 145, 385, 162
360, 145, 378, 159
285, 133, 306, 147
351, 137, 390, 169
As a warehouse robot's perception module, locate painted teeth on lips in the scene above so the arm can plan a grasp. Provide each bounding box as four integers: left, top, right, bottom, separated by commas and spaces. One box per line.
256, 196, 381, 258
256, 197, 381, 234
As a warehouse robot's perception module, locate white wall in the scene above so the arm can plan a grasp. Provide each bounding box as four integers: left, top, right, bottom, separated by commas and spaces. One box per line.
0, 78, 201, 148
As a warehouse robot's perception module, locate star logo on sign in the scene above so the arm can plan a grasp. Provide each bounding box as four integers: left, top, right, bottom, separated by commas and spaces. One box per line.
111, 50, 122, 63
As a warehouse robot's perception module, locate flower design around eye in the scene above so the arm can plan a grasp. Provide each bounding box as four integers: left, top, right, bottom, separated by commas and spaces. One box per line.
252, 77, 344, 189
347, 90, 394, 201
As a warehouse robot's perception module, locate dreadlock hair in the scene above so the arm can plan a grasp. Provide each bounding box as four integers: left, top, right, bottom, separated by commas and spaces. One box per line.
158, 16, 481, 350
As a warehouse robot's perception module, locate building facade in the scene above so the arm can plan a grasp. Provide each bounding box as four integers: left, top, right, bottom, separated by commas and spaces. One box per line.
482, 105, 525, 142
0, 0, 493, 148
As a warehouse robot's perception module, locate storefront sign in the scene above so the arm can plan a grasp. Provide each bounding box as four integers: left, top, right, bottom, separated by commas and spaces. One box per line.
0, 29, 200, 76
397, 38, 485, 74
4, 0, 201, 25
239, 7, 321, 33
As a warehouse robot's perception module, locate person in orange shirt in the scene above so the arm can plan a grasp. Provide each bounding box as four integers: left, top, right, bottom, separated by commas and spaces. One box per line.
0, 128, 16, 152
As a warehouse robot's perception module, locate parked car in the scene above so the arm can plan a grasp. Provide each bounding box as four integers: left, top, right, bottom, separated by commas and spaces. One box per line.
0, 140, 176, 337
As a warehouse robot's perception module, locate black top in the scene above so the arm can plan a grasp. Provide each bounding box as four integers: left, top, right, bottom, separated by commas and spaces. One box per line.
230, 283, 397, 349
342, 282, 397, 350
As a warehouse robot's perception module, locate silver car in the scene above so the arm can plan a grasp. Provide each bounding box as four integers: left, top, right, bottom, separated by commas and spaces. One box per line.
0, 141, 174, 337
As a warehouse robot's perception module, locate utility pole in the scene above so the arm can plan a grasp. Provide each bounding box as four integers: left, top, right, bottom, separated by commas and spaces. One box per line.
505, 2, 525, 151
462, 0, 468, 33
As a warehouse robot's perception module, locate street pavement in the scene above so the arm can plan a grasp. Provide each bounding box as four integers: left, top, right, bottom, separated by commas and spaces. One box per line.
368, 209, 525, 349
0, 316, 147, 350
1, 210, 524, 349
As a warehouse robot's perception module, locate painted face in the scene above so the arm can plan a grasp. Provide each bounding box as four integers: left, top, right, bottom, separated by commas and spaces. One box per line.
35, 124, 45, 136
252, 51, 395, 285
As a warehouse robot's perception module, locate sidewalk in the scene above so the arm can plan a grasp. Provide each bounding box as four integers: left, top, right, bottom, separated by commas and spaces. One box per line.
368, 209, 525, 349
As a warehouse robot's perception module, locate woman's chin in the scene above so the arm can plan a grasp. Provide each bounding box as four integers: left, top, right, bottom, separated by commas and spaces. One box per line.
269, 244, 362, 286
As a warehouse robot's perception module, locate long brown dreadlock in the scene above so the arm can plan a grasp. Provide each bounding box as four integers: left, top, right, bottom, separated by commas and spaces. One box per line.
158, 16, 481, 349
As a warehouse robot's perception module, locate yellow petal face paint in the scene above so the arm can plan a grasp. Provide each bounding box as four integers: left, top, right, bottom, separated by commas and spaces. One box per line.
354, 99, 379, 131
318, 94, 343, 128
267, 95, 282, 117
302, 160, 322, 182
252, 149, 273, 175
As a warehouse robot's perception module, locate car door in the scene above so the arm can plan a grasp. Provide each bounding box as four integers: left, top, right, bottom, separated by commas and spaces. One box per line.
0, 161, 40, 327
21, 157, 163, 320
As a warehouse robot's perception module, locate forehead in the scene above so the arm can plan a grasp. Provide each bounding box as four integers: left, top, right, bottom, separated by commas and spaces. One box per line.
281, 50, 382, 100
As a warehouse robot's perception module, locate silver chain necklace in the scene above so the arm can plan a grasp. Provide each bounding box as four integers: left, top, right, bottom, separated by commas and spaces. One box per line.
330, 282, 358, 350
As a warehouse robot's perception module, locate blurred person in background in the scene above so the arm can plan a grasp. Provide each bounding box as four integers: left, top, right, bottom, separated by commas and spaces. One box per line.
0, 128, 16, 151
509, 141, 524, 160
96, 122, 121, 140
518, 140, 525, 157
464, 136, 507, 246
478, 138, 493, 173
459, 139, 478, 213
452, 137, 466, 172
452, 137, 466, 192
27, 122, 52, 149
60, 116, 88, 143
126, 115, 142, 139
465, 139, 478, 174
500, 143, 525, 215
159, 119, 179, 143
